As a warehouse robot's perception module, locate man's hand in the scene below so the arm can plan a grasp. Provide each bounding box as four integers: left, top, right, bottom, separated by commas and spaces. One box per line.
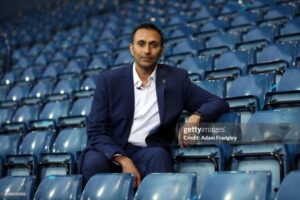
178, 114, 201, 148
114, 155, 141, 188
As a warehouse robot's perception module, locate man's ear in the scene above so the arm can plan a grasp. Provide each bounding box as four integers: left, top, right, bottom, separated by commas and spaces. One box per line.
129, 43, 134, 56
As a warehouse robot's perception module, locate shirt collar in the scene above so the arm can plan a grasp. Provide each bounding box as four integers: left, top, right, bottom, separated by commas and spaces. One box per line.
133, 62, 157, 88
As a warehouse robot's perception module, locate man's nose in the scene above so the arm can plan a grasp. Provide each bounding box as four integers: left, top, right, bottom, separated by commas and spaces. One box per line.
143, 45, 151, 54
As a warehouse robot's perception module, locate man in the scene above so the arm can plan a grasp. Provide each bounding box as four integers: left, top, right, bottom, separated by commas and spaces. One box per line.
80, 23, 229, 187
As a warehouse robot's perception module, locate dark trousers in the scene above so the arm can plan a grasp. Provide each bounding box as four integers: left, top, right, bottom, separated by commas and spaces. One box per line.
80, 143, 174, 186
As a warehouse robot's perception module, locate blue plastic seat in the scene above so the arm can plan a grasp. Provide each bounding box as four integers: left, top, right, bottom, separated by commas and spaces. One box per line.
194, 79, 226, 98
172, 38, 203, 56
135, 173, 197, 200
226, 73, 275, 113
114, 49, 133, 66
250, 43, 296, 84
88, 55, 110, 70
34, 175, 82, 200
80, 75, 97, 91
178, 56, 207, 81
0, 176, 36, 200
0, 101, 17, 125
264, 4, 297, 20
20, 65, 44, 82
199, 171, 271, 200
0, 132, 21, 161
280, 16, 300, 35
41, 61, 65, 78
264, 68, 300, 109
39, 116, 87, 179
81, 173, 134, 200
6, 81, 32, 101
1, 70, 23, 85
206, 50, 253, 80
38, 94, 71, 122
205, 33, 240, 50
29, 78, 54, 98
5, 130, 54, 176
64, 57, 89, 74
69, 96, 93, 117
11, 98, 42, 124
53, 77, 81, 96
276, 171, 300, 200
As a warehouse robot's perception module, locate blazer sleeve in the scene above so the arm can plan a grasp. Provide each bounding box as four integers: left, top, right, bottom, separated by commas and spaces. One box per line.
182, 71, 229, 122
87, 73, 127, 160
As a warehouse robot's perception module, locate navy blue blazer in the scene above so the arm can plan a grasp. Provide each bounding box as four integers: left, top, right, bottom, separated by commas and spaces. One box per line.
86, 64, 229, 160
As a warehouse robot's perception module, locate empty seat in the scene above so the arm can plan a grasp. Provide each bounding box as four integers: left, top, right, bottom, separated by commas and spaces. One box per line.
39, 116, 87, 179
69, 91, 93, 116
226, 74, 275, 122
0, 101, 17, 125
135, 173, 196, 200
250, 43, 295, 77
80, 75, 97, 91
34, 175, 82, 200
276, 170, 300, 200
0, 131, 22, 161
5, 129, 54, 176
114, 49, 132, 66
64, 57, 89, 74
194, 79, 226, 98
29, 77, 54, 98
205, 33, 240, 50
53, 76, 81, 96
206, 50, 253, 79
42, 61, 65, 78
264, 68, 300, 109
81, 173, 134, 200
11, 97, 42, 125
6, 81, 32, 101
38, 94, 71, 122
199, 171, 271, 200
0, 176, 36, 200
20, 65, 44, 82
88, 54, 110, 70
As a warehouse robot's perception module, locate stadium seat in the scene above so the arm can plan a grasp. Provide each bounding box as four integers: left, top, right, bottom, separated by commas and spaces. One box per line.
199, 171, 271, 200
80, 75, 97, 91
41, 61, 66, 78
39, 116, 87, 179
81, 173, 134, 200
276, 170, 300, 200
53, 76, 81, 96
20, 65, 44, 82
264, 68, 300, 109
0, 84, 11, 101
69, 90, 93, 116
226, 73, 275, 122
135, 173, 197, 200
0, 131, 22, 161
34, 175, 82, 200
88, 54, 110, 70
194, 79, 226, 98
29, 77, 54, 98
0, 100, 17, 125
5, 129, 54, 176
6, 81, 32, 101
249, 43, 295, 82
38, 94, 71, 122
206, 50, 254, 80
11, 97, 42, 125
0, 176, 36, 200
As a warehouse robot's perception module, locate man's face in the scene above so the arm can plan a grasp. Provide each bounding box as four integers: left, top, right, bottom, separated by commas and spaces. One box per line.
130, 28, 163, 71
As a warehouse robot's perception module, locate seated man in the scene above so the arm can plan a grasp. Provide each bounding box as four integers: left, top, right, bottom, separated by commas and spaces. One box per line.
79, 23, 229, 187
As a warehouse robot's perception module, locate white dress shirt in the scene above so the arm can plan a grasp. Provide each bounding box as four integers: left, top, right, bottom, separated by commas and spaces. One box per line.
128, 63, 161, 147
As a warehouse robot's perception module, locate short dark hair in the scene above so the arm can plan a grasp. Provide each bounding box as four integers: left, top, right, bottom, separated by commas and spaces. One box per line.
131, 23, 164, 47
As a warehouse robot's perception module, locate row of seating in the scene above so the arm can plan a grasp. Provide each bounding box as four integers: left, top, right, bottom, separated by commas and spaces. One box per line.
0, 171, 299, 200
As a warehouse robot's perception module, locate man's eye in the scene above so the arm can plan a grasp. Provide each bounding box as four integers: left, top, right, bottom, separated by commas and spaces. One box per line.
137, 43, 145, 47
151, 43, 158, 48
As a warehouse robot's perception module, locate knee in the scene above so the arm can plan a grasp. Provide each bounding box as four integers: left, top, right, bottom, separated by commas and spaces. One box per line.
148, 147, 171, 160
81, 150, 110, 179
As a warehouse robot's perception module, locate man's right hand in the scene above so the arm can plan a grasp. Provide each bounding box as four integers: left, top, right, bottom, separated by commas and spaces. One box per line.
114, 155, 141, 188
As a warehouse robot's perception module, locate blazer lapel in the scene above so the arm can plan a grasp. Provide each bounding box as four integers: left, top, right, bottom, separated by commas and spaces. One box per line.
122, 65, 135, 121
156, 64, 166, 123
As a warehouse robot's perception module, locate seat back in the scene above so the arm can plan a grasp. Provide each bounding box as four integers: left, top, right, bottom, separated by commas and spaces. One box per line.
34, 175, 82, 200
199, 171, 271, 200
0, 176, 36, 200
135, 173, 196, 200
276, 171, 300, 200
81, 173, 134, 200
